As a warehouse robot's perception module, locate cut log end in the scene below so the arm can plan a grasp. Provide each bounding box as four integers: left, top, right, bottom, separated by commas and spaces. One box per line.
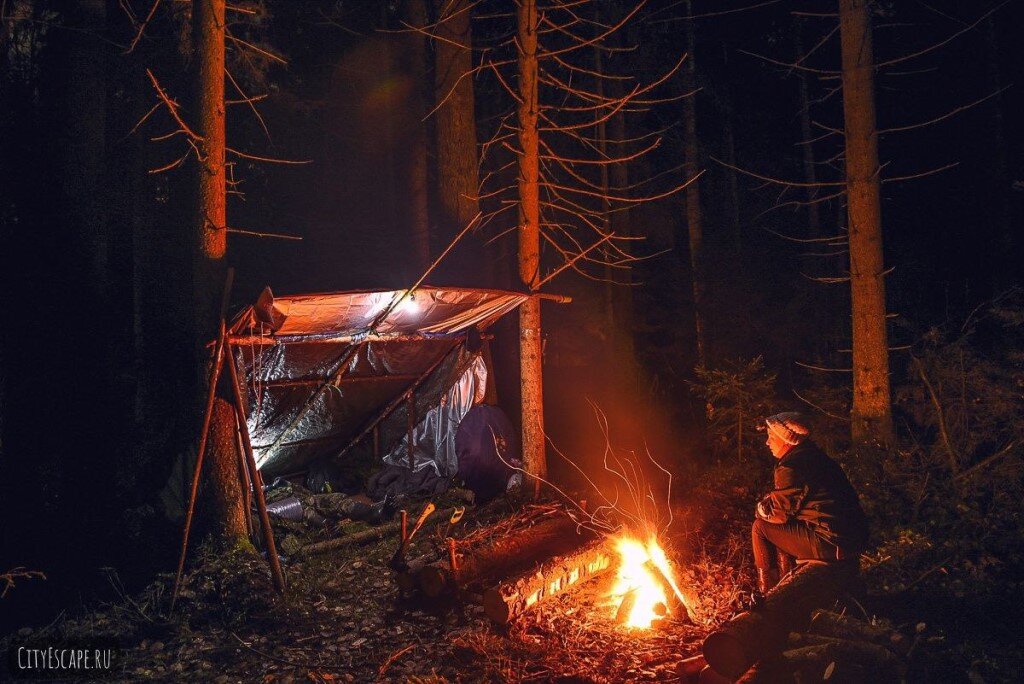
702, 631, 754, 680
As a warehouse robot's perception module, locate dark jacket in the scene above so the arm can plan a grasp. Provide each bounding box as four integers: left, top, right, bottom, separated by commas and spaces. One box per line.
758, 441, 869, 558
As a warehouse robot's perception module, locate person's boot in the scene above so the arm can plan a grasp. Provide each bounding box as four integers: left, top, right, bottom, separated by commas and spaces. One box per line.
777, 553, 795, 581
756, 567, 779, 595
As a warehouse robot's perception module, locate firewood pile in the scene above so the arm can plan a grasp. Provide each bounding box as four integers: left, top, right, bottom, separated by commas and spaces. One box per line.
693, 561, 923, 683
687, 609, 920, 683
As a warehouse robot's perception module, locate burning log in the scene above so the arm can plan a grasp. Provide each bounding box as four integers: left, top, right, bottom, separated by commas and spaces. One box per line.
482, 538, 614, 624
615, 587, 639, 624
419, 513, 594, 597
702, 561, 858, 679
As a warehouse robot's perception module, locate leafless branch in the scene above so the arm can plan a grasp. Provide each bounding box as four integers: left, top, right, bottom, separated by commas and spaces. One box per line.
879, 88, 1008, 135
226, 227, 303, 240
875, 2, 1007, 68
146, 69, 202, 141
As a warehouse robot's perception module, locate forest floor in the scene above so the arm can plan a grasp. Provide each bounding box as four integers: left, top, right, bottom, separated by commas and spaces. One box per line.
2, 485, 1022, 682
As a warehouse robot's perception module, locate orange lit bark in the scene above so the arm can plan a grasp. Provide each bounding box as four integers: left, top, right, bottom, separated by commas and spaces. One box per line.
517, 0, 545, 498
838, 0, 894, 446
193, 0, 226, 263
192, 0, 244, 541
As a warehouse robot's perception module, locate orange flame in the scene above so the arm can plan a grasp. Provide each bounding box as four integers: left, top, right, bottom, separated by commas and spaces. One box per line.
608, 534, 691, 629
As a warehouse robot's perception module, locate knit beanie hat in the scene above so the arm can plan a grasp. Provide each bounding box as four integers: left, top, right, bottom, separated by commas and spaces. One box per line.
765, 412, 810, 445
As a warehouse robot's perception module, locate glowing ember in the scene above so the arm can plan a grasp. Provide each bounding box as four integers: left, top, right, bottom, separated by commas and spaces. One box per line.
607, 534, 690, 629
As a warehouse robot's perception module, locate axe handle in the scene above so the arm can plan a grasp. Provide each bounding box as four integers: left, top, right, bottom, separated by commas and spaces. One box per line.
408, 502, 436, 541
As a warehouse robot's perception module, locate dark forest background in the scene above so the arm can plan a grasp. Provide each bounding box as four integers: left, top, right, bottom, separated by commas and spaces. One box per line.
1, 0, 1022, 635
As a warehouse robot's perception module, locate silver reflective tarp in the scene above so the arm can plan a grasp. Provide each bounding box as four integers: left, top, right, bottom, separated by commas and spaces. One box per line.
226, 286, 527, 477
383, 355, 488, 477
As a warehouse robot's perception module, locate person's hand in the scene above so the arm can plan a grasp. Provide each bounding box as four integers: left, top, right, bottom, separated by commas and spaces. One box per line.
755, 499, 772, 520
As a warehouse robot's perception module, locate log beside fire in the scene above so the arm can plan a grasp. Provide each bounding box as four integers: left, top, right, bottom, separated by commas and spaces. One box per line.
482, 538, 615, 624
692, 561, 915, 683
417, 514, 596, 598
702, 561, 858, 679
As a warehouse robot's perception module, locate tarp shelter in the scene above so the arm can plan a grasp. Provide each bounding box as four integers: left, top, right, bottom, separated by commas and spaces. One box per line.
226, 286, 529, 479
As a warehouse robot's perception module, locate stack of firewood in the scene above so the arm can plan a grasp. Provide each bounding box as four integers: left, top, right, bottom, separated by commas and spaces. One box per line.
689, 608, 922, 683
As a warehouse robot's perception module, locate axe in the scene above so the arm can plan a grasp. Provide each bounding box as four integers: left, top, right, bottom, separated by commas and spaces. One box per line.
389, 501, 435, 571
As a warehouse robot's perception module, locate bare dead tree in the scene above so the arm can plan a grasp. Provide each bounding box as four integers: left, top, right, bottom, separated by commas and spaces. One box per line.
472, 0, 694, 495
718, 0, 1007, 447
431, 0, 481, 259
405, 0, 693, 496
838, 0, 893, 446
126, 0, 303, 541
681, 0, 706, 369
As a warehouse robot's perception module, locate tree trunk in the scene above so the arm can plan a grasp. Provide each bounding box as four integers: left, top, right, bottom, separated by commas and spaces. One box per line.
983, 17, 1011, 292
794, 21, 821, 238
205, 397, 247, 541
59, 0, 108, 297
517, 0, 545, 499
192, 0, 227, 321
404, 0, 432, 274
682, 2, 705, 369
838, 0, 893, 446
433, 0, 480, 237
192, 0, 241, 541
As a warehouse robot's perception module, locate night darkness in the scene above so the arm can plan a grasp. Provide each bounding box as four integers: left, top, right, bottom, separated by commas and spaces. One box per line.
2, 0, 1023, 681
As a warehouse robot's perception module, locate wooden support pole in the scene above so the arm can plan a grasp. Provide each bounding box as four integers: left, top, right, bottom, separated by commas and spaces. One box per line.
225, 342, 286, 595
335, 339, 463, 461
406, 391, 415, 470
171, 321, 227, 609
400, 510, 408, 543
264, 341, 365, 456
234, 427, 253, 540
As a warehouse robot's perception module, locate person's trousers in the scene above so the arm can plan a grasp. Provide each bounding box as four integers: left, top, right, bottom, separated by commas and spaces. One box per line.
751, 517, 837, 569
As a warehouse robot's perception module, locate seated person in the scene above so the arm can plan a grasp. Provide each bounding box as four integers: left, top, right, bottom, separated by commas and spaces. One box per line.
753, 412, 869, 593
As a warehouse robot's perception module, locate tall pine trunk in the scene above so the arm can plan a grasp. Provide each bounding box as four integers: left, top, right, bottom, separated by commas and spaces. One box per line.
838, 0, 894, 446
404, 0, 431, 273
682, 2, 705, 369
517, 0, 545, 498
192, 0, 245, 541
434, 0, 480, 239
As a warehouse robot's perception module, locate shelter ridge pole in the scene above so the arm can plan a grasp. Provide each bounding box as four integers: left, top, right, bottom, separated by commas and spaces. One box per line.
171, 319, 227, 610
225, 340, 287, 595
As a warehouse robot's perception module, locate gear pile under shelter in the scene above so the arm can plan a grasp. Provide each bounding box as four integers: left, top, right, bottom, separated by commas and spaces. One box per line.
226, 286, 529, 481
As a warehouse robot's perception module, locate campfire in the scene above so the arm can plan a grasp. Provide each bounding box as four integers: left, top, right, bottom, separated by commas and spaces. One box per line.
608, 532, 693, 629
